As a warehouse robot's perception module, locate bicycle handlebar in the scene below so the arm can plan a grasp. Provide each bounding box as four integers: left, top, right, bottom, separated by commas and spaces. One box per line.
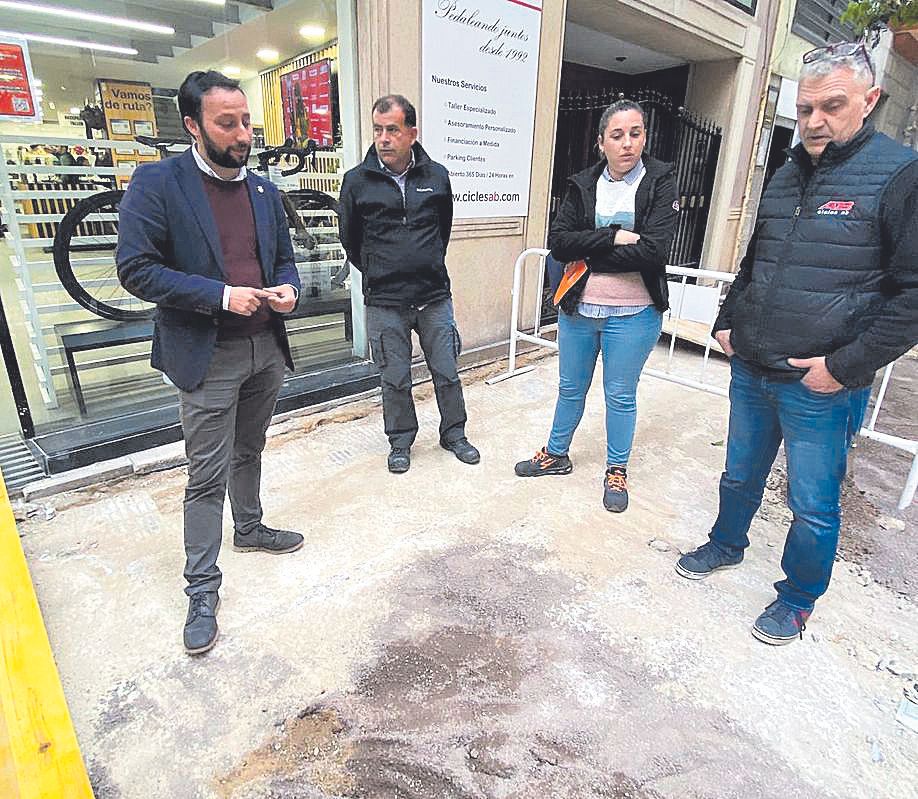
134, 135, 191, 151
131, 134, 335, 177
256, 137, 334, 176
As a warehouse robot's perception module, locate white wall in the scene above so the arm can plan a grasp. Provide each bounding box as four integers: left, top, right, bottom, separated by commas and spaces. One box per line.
240, 76, 265, 128
874, 38, 918, 148
0, 119, 83, 139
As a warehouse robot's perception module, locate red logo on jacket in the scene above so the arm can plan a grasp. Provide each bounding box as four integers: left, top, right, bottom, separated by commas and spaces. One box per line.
817, 200, 854, 216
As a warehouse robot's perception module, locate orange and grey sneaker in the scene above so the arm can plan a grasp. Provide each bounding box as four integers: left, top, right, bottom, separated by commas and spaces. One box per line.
603, 466, 629, 513
514, 447, 573, 477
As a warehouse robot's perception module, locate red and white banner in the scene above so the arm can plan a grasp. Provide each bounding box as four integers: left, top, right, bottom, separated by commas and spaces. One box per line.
280, 59, 334, 148
0, 36, 40, 123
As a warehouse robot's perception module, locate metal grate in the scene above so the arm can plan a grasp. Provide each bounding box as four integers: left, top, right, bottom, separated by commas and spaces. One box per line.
553, 88, 722, 267
792, 0, 857, 47
0, 434, 44, 495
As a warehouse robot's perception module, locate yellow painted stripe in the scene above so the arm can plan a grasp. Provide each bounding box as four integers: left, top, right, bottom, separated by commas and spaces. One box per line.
0, 477, 94, 798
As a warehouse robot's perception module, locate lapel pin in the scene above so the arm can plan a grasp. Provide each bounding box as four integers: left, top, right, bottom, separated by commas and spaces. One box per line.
257, 185, 264, 193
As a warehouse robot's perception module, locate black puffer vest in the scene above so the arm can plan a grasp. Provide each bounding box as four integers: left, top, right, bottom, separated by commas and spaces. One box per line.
730, 124, 917, 386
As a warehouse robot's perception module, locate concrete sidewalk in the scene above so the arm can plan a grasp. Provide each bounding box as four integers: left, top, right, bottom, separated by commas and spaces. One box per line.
17, 346, 917, 798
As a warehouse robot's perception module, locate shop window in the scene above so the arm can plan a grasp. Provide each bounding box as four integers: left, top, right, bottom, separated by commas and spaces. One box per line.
723, 0, 757, 14
0, 0, 363, 473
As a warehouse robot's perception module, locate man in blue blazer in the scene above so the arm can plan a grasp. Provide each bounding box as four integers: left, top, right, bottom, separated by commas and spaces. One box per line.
117, 71, 303, 655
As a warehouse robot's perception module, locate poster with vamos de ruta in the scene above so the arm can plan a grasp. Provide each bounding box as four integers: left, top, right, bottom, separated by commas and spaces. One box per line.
422, 0, 543, 219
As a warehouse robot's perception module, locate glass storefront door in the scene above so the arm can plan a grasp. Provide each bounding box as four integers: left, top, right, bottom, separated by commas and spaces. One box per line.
0, 293, 29, 437
0, 0, 367, 472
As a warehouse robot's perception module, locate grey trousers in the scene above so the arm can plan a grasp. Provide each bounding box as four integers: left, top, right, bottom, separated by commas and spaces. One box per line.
179, 331, 286, 595
366, 298, 467, 449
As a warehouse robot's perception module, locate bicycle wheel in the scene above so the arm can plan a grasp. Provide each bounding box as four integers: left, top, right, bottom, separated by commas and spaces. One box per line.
285, 189, 340, 250
52, 189, 155, 321
285, 188, 338, 215
284, 189, 347, 296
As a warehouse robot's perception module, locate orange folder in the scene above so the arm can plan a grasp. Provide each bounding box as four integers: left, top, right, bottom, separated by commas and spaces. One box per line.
552, 260, 588, 305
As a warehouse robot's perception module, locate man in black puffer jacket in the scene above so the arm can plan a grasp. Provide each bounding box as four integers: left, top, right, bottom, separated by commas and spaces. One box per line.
338, 94, 479, 473
676, 45, 917, 645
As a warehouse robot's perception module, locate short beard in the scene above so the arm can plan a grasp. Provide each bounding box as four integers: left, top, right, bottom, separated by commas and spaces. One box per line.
198, 124, 250, 169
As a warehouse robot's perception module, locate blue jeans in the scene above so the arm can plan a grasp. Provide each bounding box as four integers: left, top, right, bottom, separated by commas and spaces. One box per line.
709, 357, 871, 611
547, 306, 662, 466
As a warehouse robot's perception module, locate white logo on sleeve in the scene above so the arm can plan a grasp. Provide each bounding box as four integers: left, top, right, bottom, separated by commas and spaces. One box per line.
416, 187, 434, 192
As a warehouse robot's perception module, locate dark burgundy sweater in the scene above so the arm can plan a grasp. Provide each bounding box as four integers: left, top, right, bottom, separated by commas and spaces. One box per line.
201, 173, 271, 338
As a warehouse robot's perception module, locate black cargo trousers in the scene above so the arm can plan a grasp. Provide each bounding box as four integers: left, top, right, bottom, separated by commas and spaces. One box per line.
366, 298, 467, 449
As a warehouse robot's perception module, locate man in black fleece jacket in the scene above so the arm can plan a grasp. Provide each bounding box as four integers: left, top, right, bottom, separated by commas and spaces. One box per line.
338, 94, 479, 473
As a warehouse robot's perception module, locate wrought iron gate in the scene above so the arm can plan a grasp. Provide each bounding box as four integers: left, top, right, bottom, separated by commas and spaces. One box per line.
552, 88, 722, 268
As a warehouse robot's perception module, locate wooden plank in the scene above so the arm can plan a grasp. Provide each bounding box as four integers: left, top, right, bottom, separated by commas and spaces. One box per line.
0, 477, 94, 798
0, 693, 21, 799
662, 317, 725, 353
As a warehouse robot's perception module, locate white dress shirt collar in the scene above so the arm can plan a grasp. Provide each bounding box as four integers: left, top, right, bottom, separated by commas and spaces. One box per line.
192, 143, 247, 182
602, 158, 644, 185
378, 151, 415, 179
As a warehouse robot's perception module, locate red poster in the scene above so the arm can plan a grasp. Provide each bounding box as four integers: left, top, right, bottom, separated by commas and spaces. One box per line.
280, 58, 333, 147
0, 39, 38, 120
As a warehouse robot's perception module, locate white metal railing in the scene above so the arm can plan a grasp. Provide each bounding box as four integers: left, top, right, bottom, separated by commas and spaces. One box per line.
0, 134, 147, 409
485, 249, 735, 394
7, 164, 136, 177
485, 248, 554, 383
488, 248, 916, 509
0, 134, 157, 151
859, 362, 918, 510
645, 263, 734, 397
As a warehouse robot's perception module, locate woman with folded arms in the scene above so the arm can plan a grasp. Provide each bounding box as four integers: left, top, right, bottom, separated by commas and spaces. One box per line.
514, 99, 679, 513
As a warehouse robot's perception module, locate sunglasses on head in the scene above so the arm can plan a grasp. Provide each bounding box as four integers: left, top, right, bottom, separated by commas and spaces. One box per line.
802, 42, 876, 83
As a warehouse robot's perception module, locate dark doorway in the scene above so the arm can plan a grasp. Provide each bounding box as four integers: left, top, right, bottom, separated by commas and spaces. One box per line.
552, 62, 690, 218
764, 126, 794, 188
551, 83, 721, 267
561, 62, 689, 98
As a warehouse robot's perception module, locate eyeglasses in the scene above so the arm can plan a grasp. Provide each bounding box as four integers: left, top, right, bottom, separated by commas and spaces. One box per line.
802, 42, 876, 83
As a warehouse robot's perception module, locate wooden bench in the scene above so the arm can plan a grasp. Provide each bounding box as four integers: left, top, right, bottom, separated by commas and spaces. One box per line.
55, 319, 154, 416
287, 295, 353, 340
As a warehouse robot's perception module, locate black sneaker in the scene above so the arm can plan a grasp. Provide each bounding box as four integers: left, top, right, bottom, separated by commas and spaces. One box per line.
752, 600, 812, 645
441, 437, 480, 464
514, 447, 573, 477
184, 591, 220, 655
674, 542, 743, 580
603, 466, 629, 513
233, 523, 304, 554
388, 447, 410, 473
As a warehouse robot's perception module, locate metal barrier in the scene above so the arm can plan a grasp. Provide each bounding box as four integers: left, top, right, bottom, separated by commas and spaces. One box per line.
859, 362, 917, 510
485, 248, 554, 384
488, 248, 916, 509
486, 249, 735, 395
645, 263, 734, 398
